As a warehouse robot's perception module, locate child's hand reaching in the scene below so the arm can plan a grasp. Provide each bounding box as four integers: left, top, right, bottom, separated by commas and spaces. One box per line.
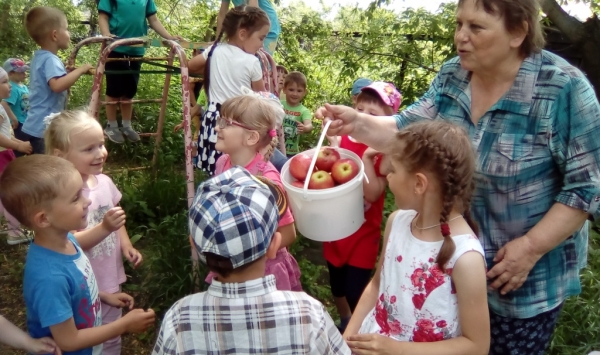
101, 207, 126, 233
122, 244, 143, 268
17, 141, 32, 154
101, 292, 134, 309
26, 337, 62, 355
122, 309, 156, 333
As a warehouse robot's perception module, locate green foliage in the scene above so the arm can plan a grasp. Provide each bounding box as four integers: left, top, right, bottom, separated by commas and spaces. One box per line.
549, 228, 600, 355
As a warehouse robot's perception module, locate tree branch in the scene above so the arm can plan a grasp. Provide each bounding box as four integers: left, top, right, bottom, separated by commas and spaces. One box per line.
337, 38, 439, 74
539, 0, 585, 43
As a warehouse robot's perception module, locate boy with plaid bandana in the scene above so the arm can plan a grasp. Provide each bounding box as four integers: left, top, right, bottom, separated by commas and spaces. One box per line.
153, 167, 350, 355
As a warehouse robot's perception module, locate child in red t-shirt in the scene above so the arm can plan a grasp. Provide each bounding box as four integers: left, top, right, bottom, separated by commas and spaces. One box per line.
325, 81, 402, 332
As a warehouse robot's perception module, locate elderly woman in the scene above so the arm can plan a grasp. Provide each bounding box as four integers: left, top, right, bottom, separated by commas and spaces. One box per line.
318, 0, 600, 354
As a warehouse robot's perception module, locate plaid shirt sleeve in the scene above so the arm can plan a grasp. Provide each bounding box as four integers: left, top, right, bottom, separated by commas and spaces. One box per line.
550, 72, 600, 219
395, 71, 442, 127
152, 302, 179, 355
313, 305, 351, 354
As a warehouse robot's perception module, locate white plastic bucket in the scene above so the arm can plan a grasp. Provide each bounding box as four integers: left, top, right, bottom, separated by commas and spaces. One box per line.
281, 121, 365, 242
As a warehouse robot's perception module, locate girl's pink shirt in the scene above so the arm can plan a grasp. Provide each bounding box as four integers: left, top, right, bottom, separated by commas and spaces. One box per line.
215, 153, 294, 226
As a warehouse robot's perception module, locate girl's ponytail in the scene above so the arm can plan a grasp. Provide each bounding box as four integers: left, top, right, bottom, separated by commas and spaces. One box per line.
262, 129, 279, 163
203, 31, 223, 103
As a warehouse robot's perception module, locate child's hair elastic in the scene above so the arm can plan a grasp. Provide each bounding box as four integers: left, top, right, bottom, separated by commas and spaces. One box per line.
43, 112, 61, 127
269, 129, 277, 138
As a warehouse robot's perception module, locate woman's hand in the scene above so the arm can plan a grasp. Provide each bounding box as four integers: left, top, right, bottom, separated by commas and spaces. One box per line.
486, 235, 542, 295
346, 333, 403, 355
122, 245, 143, 268
101, 292, 134, 309
315, 104, 360, 136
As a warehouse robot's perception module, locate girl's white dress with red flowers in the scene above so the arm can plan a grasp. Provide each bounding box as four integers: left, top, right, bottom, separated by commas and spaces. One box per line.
358, 210, 485, 342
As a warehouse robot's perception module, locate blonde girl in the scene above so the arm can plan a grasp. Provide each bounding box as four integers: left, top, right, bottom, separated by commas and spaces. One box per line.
44, 110, 142, 355
204, 92, 301, 291
345, 120, 490, 355
187, 4, 270, 175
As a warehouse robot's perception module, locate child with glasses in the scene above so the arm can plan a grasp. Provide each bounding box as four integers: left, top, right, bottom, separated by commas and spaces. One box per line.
202, 92, 301, 291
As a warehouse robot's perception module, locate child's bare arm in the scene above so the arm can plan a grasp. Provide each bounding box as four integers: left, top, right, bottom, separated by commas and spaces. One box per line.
0, 130, 31, 153
50, 310, 155, 352
48, 66, 93, 93
188, 55, 206, 74
278, 223, 296, 248
0, 101, 18, 128
297, 119, 313, 134
73, 207, 125, 250
362, 149, 387, 203
251, 79, 266, 92
0, 316, 60, 354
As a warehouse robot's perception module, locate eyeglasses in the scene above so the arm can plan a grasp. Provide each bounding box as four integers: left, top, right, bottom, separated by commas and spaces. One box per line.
217, 117, 254, 131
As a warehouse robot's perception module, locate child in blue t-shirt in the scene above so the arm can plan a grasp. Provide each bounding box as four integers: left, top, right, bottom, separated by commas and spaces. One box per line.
1, 58, 30, 137
17, 7, 93, 156
0, 155, 155, 355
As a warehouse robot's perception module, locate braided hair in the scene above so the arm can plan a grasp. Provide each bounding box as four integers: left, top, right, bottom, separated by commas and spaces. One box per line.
204, 5, 270, 102
391, 120, 477, 273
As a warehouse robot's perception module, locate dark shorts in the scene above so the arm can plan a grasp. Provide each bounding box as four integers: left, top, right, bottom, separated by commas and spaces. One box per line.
13, 130, 44, 157
489, 303, 563, 355
327, 262, 372, 312
105, 51, 142, 99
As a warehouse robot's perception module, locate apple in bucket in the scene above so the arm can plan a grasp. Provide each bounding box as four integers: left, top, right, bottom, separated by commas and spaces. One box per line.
331, 158, 360, 185
308, 171, 335, 189
315, 147, 340, 172
291, 180, 305, 188
289, 153, 314, 181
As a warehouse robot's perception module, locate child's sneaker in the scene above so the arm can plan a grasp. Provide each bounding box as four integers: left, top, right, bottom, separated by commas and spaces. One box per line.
6, 228, 34, 245
120, 126, 140, 142
104, 126, 125, 144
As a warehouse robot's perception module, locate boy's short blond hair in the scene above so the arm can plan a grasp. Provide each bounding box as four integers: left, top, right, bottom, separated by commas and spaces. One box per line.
0, 155, 78, 228
25, 6, 67, 45
284, 71, 307, 89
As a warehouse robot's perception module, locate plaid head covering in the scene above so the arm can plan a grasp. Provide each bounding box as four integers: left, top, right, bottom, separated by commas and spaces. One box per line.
189, 166, 287, 268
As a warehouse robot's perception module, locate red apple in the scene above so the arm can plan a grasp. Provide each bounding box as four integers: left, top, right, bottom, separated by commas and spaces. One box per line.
331, 158, 360, 185
308, 171, 335, 189
291, 180, 305, 188
289, 153, 313, 181
315, 147, 341, 172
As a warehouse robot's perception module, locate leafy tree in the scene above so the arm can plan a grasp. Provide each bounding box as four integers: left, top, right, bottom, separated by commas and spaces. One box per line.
540, 0, 600, 94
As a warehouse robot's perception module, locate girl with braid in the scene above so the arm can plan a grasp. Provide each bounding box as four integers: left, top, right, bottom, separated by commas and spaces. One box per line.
187, 5, 269, 175
202, 92, 301, 291
344, 120, 490, 355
